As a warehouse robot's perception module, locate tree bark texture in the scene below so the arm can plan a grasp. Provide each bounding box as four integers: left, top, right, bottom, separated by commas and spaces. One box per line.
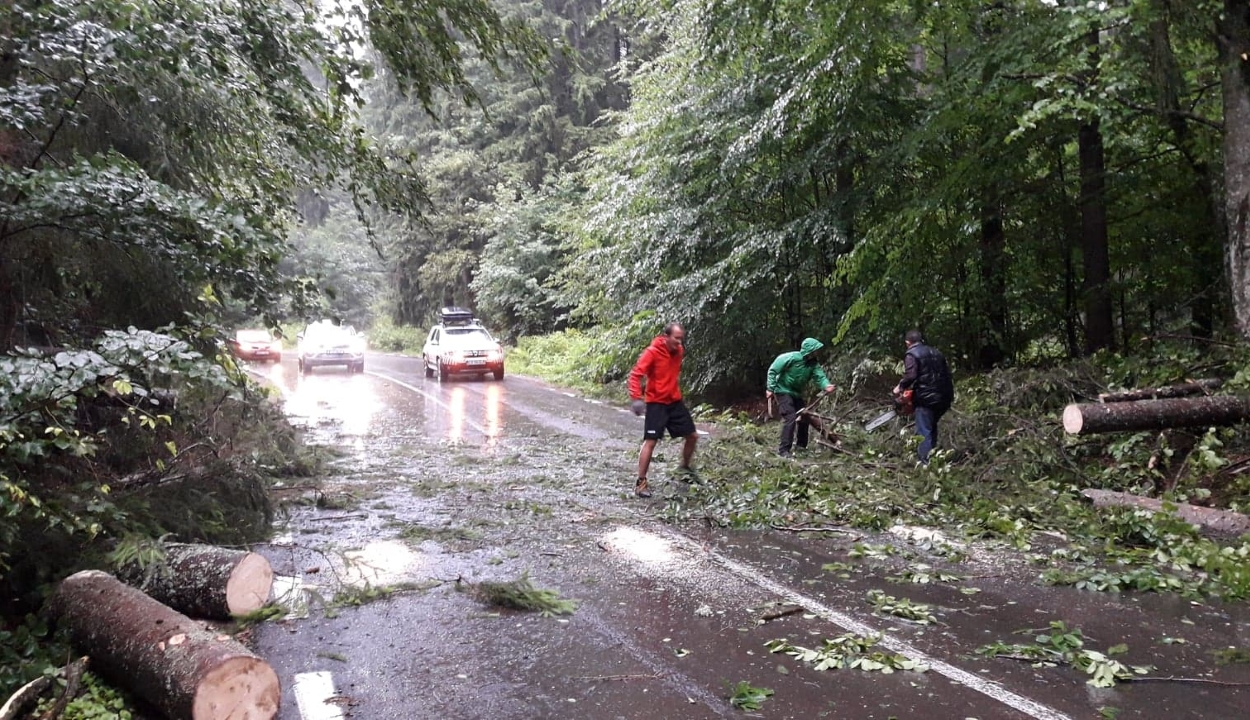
1223, 0, 1250, 339
1081, 489, 1250, 536
1079, 116, 1115, 354
1063, 395, 1250, 434
978, 199, 1008, 368
48, 570, 280, 720
1079, 28, 1115, 354
1098, 379, 1223, 403
117, 543, 273, 620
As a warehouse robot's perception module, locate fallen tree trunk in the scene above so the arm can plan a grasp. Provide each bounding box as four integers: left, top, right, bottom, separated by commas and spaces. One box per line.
118, 543, 273, 619
1081, 489, 1250, 536
1062, 395, 1250, 435
1098, 379, 1223, 403
49, 570, 280, 720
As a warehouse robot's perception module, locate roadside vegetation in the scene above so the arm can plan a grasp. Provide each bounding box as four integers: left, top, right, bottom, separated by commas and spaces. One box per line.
649, 341, 1250, 607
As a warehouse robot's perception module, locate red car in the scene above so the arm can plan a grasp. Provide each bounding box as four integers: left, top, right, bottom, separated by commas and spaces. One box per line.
228, 329, 282, 362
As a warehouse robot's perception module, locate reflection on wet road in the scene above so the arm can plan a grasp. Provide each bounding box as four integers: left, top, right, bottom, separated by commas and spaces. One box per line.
250, 354, 1250, 720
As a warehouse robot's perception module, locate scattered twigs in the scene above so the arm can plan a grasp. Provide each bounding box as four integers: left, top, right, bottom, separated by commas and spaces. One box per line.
39, 656, 89, 720
0, 676, 53, 720
769, 524, 859, 536
759, 606, 805, 622
1131, 676, 1250, 687
304, 513, 369, 522
572, 673, 661, 682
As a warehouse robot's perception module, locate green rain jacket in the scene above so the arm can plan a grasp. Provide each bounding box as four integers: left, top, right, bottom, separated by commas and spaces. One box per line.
766, 338, 832, 398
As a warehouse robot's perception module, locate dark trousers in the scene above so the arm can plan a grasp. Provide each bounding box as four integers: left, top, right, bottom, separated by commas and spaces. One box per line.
777, 394, 809, 454
914, 405, 945, 463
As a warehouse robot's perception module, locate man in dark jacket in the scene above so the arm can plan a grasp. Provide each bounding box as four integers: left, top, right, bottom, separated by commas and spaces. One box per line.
628, 322, 698, 498
892, 330, 954, 463
766, 338, 835, 456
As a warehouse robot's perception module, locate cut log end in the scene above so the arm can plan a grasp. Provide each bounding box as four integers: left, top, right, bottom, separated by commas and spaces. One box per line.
1062, 404, 1084, 434
225, 553, 274, 616
193, 657, 280, 720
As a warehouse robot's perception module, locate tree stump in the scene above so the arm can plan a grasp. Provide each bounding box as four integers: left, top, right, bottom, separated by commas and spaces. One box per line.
1062, 395, 1250, 435
118, 543, 273, 619
49, 570, 280, 720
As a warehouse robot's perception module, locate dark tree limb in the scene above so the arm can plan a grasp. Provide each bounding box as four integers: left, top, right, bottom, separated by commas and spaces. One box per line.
38, 656, 88, 720
1098, 379, 1222, 403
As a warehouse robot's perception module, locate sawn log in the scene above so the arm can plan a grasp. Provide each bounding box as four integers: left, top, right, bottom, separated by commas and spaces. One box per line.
48, 570, 280, 720
1081, 489, 1250, 536
1098, 379, 1222, 403
118, 543, 273, 619
1062, 395, 1250, 435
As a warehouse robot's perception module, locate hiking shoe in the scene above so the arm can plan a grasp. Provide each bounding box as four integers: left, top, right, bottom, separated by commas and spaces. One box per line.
777, 449, 793, 458
677, 466, 702, 484
634, 478, 653, 498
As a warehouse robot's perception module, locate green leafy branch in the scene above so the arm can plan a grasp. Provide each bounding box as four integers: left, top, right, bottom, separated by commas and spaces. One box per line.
976, 622, 1152, 688
766, 634, 928, 674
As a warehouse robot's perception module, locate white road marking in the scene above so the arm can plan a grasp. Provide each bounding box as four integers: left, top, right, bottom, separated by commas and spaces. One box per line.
365, 369, 490, 435
292, 671, 345, 720
657, 528, 1073, 720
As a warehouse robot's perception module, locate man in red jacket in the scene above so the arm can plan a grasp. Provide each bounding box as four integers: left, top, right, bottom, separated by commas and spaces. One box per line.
628, 322, 698, 498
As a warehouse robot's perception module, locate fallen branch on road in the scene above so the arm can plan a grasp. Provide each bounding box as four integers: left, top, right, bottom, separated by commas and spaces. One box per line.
759, 606, 805, 622
1130, 676, 1250, 687
769, 524, 860, 537
572, 673, 661, 682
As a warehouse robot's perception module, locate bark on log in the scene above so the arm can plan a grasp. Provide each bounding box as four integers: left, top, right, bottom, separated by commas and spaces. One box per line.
1062, 396, 1250, 435
48, 570, 280, 720
0, 676, 51, 720
1098, 379, 1223, 403
118, 544, 273, 619
1081, 489, 1250, 537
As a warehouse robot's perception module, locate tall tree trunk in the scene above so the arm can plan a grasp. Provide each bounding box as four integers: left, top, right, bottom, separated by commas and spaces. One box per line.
978, 200, 1007, 368
1079, 116, 1115, 353
1222, 0, 1250, 339
1079, 28, 1115, 354
1150, 3, 1223, 337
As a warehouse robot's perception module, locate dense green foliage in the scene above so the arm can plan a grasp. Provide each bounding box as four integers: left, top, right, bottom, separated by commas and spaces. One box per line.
665, 342, 1250, 603
351, 0, 1248, 399
0, 0, 541, 701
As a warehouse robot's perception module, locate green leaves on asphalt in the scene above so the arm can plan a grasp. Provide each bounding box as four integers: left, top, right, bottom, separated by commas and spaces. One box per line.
976, 622, 1153, 688
727, 680, 773, 711
766, 634, 927, 674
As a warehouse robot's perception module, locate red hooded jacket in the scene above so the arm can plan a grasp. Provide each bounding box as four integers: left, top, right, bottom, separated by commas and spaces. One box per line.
629, 336, 684, 404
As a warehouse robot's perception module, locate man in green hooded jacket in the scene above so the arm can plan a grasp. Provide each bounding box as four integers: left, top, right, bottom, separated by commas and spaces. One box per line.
766, 338, 835, 457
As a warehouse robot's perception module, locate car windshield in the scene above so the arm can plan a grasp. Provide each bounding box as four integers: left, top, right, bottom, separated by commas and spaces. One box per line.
442, 328, 494, 345
237, 330, 271, 343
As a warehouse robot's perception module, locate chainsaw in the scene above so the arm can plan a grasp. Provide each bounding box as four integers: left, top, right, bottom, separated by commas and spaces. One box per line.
864, 390, 913, 431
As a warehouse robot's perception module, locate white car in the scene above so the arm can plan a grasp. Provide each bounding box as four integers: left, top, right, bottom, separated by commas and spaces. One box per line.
422, 308, 504, 381
297, 321, 365, 374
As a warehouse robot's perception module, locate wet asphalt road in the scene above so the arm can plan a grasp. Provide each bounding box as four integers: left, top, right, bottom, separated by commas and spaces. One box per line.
248, 354, 1250, 720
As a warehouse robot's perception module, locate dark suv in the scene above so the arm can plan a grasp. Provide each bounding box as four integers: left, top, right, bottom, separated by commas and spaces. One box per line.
421, 308, 505, 381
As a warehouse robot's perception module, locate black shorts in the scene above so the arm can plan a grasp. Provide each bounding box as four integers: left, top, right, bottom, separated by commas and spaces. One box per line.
643, 400, 696, 440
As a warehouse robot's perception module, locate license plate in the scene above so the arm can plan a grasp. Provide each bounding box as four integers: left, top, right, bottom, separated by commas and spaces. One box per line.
467, 358, 486, 365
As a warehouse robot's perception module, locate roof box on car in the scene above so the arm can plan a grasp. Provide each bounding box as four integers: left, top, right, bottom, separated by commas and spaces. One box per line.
439, 307, 475, 326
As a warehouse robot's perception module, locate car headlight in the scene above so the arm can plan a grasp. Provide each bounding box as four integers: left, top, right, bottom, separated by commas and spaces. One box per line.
487, 350, 502, 362
270, 341, 283, 352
